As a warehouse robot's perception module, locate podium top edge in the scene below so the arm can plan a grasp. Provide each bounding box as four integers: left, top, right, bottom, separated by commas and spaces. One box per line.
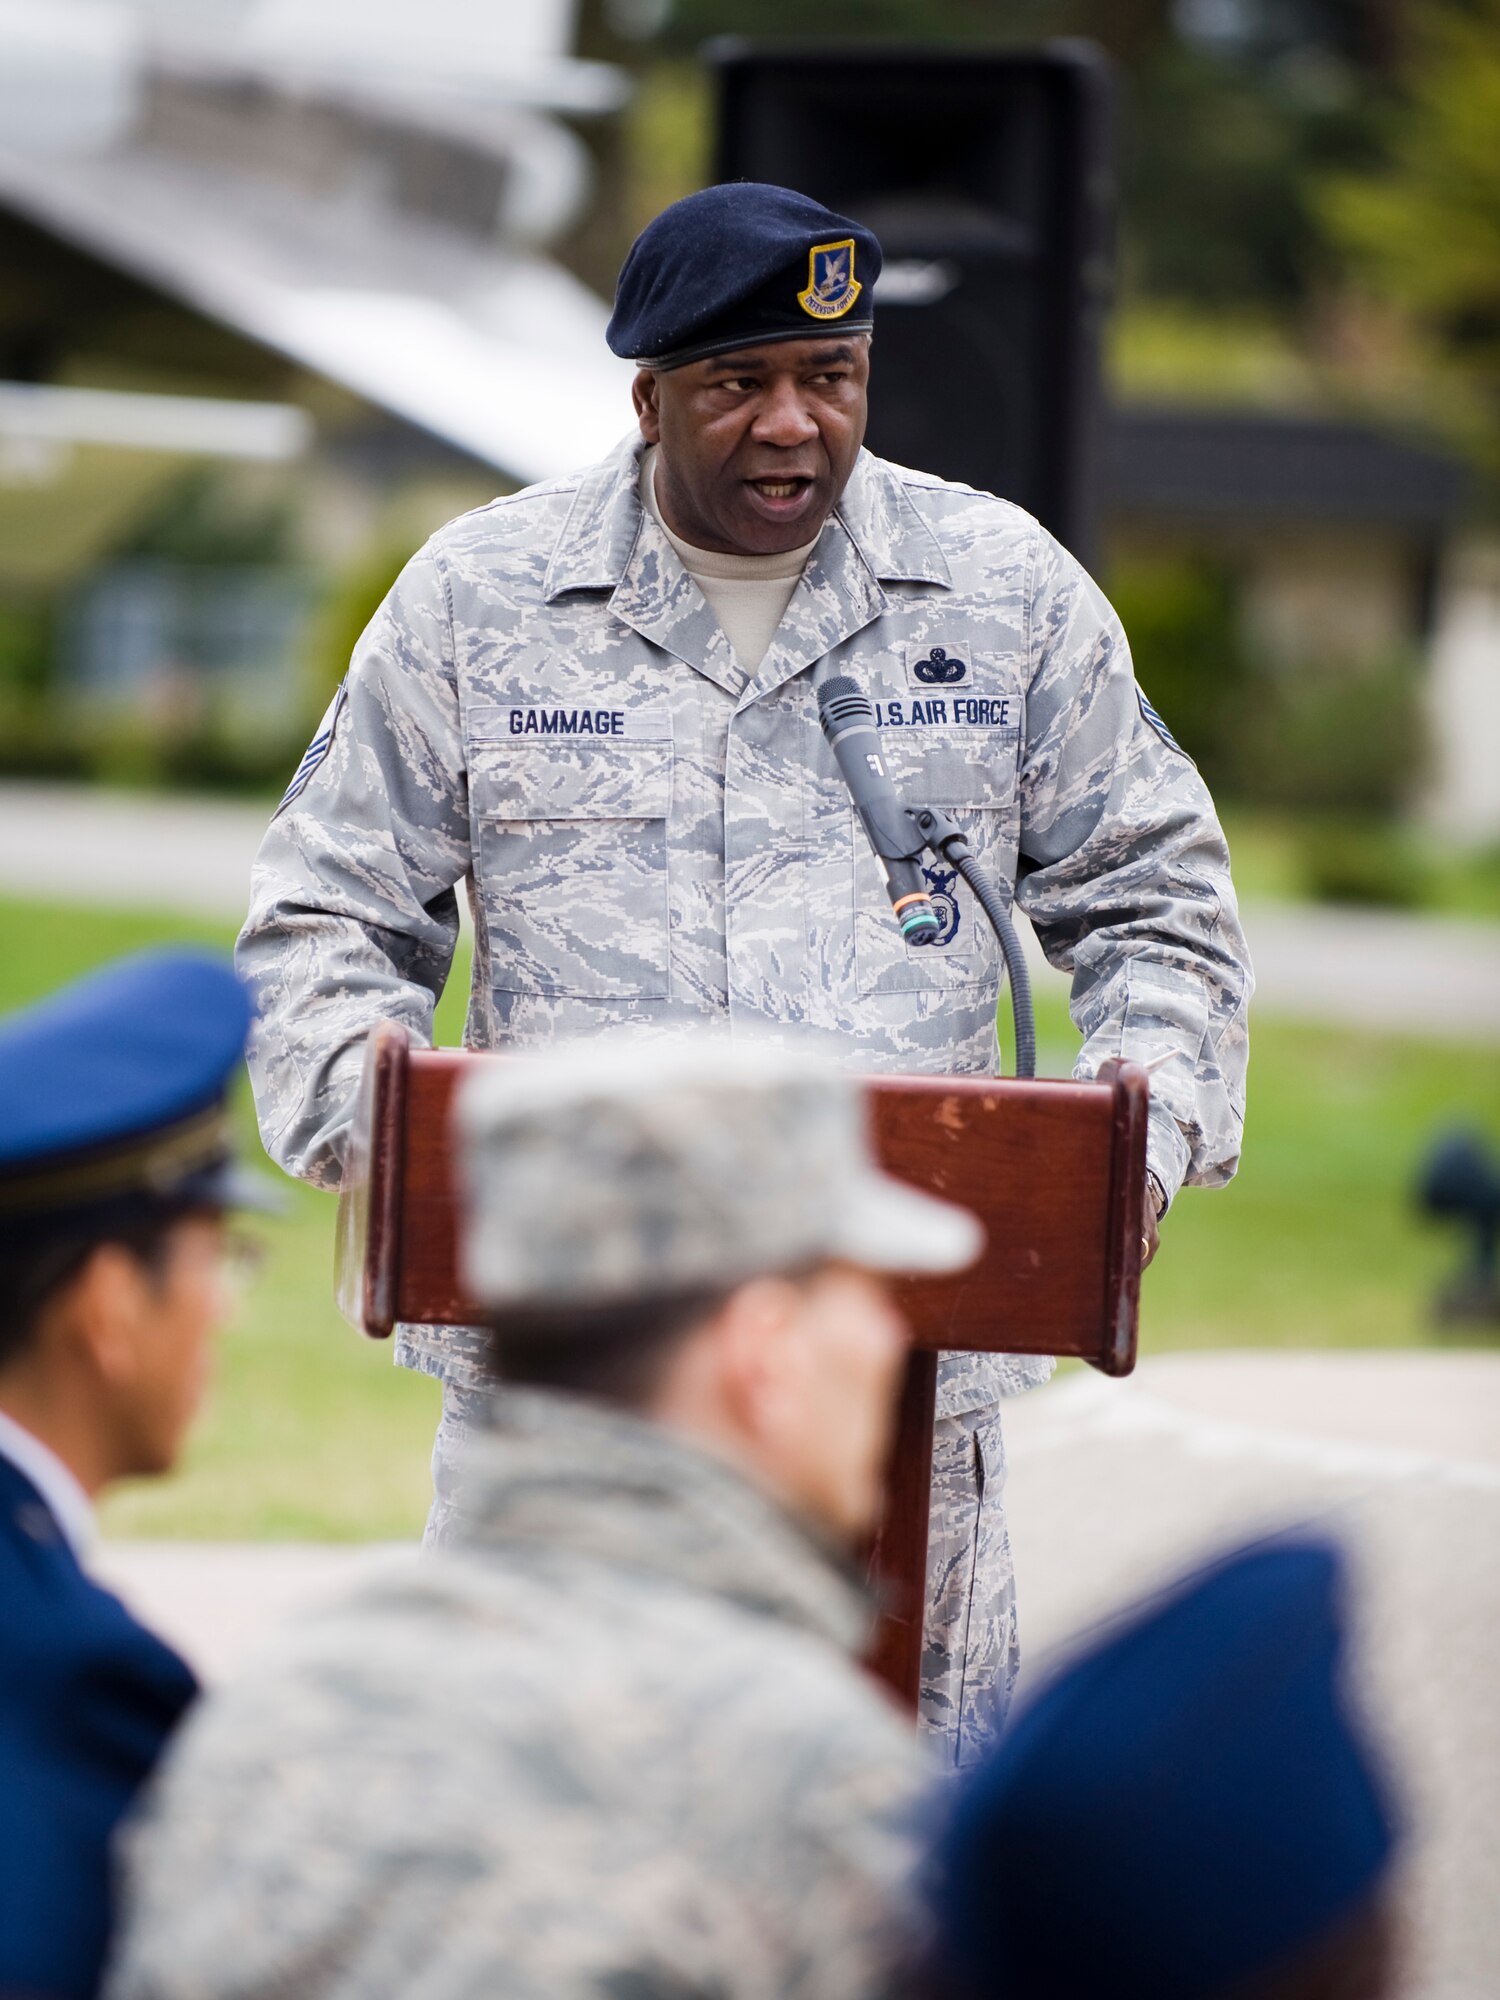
402, 1049, 1143, 1102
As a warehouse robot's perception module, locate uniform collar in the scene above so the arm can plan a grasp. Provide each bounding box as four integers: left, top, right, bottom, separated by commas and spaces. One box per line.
452, 1387, 876, 1660
543, 431, 647, 600
545, 434, 953, 598
833, 449, 953, 589
542, 435, 951, 702
0, 1406, 95, 1560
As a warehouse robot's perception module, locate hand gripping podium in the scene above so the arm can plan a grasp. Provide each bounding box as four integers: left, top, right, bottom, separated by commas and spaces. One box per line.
335, 1024, 1149, 1708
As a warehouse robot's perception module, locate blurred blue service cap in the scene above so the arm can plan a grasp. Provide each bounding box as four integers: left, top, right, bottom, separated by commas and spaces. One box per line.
930, 1538, 1398, 2000
0, 949, 277, 1228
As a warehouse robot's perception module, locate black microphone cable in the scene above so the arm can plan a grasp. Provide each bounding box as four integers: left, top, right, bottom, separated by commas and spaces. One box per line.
907, 805, 1036, 1080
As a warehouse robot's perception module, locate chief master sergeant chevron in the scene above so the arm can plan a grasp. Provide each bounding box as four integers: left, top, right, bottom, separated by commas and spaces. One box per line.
236, 181, 1252, 1766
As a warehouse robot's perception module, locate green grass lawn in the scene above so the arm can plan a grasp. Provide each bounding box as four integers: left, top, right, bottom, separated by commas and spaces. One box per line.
1217, 810, 1500, 919
0, 896, 447, 1542
2, 894, 1496, 1541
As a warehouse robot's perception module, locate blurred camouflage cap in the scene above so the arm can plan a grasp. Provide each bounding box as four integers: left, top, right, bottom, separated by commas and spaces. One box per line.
455, 1038, 983, 1311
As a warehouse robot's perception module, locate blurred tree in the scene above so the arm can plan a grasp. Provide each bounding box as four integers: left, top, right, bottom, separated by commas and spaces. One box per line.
1233, 648, 1428, 816
1121, 34, 1378, 307
304, 540, 413, 708
1318, 0, 1500, 466
1107, 552, 1250, 794
620, 60, 713, 241
627, 0, 1062, 50
585, 0, 1412, 325
1117, 0, 1418, 310
1107, 551, 1429, 822
613, 0, 1209, 65
0, 599, 50, 706
113, 466, 300, 568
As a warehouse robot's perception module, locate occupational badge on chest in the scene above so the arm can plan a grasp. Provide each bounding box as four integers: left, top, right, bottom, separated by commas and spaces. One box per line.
903, 640, 969, 689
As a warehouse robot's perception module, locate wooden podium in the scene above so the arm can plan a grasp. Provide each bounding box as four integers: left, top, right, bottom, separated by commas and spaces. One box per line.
335, 1024, 1149, 1707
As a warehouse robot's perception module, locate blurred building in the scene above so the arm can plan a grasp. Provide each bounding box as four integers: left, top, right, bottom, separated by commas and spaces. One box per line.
1107, 407, 1496, 842
0, 3, 1495, 841
0, 0, 630, 490
0, 0, 631, 743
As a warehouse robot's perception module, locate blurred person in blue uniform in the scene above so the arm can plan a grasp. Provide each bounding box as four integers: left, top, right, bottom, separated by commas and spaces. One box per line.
0, 952, 270, 2000
927, 1539, 1400, 2000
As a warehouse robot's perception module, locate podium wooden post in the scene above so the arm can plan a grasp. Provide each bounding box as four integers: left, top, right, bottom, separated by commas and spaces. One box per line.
336, 1026, 1149, 1708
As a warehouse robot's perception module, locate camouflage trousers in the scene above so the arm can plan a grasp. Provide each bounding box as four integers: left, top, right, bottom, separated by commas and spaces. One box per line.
424, 1386, 1018, 1770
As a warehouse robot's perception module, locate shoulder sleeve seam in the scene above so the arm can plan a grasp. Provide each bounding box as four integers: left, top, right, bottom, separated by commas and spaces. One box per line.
437, 546, 458, 691
1023, 518, 1042, 692
476, 481, 584, 520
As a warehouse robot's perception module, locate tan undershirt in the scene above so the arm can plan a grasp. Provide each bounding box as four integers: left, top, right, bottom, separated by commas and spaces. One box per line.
641, 448, 817, 674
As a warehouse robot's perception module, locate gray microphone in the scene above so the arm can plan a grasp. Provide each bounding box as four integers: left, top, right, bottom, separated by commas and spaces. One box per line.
816, 676, 940, 947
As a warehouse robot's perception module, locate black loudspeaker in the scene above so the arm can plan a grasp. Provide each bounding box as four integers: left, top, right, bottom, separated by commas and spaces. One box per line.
709, 42, 1115, 564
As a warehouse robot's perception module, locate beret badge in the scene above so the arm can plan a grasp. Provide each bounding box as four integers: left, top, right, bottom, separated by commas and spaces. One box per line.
798, 239, 861, 321
606, 187, 880, 368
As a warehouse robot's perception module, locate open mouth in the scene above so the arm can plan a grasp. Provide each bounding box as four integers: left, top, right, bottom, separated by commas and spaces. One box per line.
749, 476, 813, 503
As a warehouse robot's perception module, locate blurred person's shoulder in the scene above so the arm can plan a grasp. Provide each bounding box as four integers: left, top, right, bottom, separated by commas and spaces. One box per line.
114, 1536, 928, 1880
692, 1617, 930, 1862
573, 1539, 931, 1872
638, 1564, 923, 1773
127, 1539, 923, 1821
112, 1547, 926, 1984
0, 1471, 192, 1710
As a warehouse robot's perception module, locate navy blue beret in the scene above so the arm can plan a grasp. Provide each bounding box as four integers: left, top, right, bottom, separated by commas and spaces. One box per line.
607, 182, 881, 369
0, 950, 272, 1229
930, 1540, 1398, 2000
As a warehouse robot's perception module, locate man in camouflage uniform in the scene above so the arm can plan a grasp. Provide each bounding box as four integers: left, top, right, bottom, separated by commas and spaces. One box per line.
107, 1040, 982, 1999
236, 183, 1251, 1767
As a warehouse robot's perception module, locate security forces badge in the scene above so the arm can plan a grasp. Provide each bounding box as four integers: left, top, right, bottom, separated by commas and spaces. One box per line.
921, 863, 962, 946
798, 239, 862, 320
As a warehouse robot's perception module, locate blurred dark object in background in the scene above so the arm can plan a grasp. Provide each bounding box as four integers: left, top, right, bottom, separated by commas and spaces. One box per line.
1417, 1131, 1500, 1327
710, 41, 1113, 565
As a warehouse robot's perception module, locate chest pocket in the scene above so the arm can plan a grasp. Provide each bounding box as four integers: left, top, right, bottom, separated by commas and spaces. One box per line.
854, 734, 1017, 1000
470, 732, 673, 1000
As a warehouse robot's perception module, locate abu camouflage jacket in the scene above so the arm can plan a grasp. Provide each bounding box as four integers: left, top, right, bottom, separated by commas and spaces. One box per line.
107, 1392, 928, 2000
237, 433, 1251, 1417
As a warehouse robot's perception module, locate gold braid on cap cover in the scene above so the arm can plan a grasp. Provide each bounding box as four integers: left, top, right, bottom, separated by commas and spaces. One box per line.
0, 1104, 229, 1215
